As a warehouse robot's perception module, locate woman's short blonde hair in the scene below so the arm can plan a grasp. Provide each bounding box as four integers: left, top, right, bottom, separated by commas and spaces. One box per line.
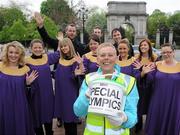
2, 41, 26, 66
59, 38, 76, 59
97, 42, 117, 56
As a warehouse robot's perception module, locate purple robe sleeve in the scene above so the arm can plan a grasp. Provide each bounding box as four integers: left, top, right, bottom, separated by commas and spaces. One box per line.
48, 51, 60, 65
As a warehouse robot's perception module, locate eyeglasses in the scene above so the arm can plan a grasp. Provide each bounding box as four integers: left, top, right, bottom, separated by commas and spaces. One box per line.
161, 51, 173, 55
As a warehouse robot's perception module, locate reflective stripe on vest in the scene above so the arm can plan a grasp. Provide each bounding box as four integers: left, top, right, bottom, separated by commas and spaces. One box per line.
86, 124, 126, 134
84, 113, 130, 135
86, 124, 103, 133
105, 128, 124, 134
106, 128, 129, 135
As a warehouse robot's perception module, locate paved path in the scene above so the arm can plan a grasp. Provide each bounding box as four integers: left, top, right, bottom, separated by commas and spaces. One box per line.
53, 119, 85, 135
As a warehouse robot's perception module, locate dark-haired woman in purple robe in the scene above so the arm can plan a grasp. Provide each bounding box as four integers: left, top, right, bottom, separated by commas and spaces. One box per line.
54, 38, 83, 135
76, 34, 100, 87
0, 41, 38, 135
83, 34, 101, 74
25, 39, 60, 135
142, 43, 180, 135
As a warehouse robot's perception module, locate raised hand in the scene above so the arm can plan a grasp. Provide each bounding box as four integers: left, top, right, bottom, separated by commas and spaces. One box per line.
148, 62, 156, 69
26, 70, 39, 85
132, 60, 143, 69
34, 12, 44, 28
141, 63, 156, 77
74, 65, 85, 76
73, 53, 83, 65
56, 32, 64, 41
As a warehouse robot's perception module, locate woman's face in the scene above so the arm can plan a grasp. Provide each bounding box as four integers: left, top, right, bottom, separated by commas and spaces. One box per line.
89, 39, 99, 54
8, 46, 21, 65
161, 46, 174, 61
118, 43, 129, 58
139, 41, 150, 54
60, 44, 70, 55
97, 46, 117, 74
31, 42, 44, 56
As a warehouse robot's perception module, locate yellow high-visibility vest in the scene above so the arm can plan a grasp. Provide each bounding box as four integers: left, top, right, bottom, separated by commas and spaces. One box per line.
84, 73, 135, 135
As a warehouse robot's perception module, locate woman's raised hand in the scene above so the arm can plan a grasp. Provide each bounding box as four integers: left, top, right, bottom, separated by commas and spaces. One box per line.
132, 60, 143, 69
34, 12, 44, 28
26, 70, 39, 85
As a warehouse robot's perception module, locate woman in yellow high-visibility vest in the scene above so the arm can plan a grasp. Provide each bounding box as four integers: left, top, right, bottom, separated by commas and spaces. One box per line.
74, 42, 139, 135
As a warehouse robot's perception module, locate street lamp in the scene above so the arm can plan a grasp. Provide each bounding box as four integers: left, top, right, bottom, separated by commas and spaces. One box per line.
77, 7, 88, 44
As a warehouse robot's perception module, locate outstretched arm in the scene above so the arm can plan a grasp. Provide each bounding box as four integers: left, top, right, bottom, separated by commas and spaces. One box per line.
34, 12, 59, 50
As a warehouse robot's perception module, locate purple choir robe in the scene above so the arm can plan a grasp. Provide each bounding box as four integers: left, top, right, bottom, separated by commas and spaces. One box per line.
25, 51, 60, 128
134, 55, 158, 115
145, 62, 180, 135
83, 52, 99, 73
0, 64, 34, 135
116, 57, 140, 78
54, 58, 79, 122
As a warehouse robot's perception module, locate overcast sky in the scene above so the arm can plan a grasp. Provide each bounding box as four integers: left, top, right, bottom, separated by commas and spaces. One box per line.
1, 0, 179, 14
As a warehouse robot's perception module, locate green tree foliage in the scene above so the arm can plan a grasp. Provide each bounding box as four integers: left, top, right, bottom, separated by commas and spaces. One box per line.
0, 26, 10, 42
147, 9, 168, 38
25, 22, 41, 40
85, 8, 107, 34
0, 7, 26, 31
43, 16, 59, 38
9, 19, 27, 41
0, 6, 58, 43
40, 0, 75, 30
0, 7, 27, 42
167, 11, 180, 45
26, 16, 58, 40
167, 11, 180, 35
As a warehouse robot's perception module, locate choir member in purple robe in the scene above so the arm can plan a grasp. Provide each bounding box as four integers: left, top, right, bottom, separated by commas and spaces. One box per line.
75, 34, 101, 89
83, 34, 100, 74
0, 41, 38, 135
54, 38, 83, 135
116, 38, 140, 78
142, 43, 180, 135
25, 39, 60, 135
132, 38, 158, 133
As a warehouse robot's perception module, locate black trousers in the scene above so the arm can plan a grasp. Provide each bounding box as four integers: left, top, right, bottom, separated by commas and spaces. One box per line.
64, 122, 77, 135
135, 116, 143, 133
34, 122, 53, 135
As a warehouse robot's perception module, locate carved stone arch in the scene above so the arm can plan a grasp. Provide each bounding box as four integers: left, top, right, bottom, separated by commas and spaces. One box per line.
121, 22, 135, 43
106, 1, 148, 44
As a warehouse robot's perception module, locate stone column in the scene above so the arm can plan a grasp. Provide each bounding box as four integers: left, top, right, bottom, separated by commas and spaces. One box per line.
104, 29, 109, 42
169, 28, 173, 44
156, 29, 160, 48
80, 32, 84, 44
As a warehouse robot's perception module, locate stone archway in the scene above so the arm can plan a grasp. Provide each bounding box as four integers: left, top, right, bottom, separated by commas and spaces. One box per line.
121, 22, 135, 44
106, 1, 148, 44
